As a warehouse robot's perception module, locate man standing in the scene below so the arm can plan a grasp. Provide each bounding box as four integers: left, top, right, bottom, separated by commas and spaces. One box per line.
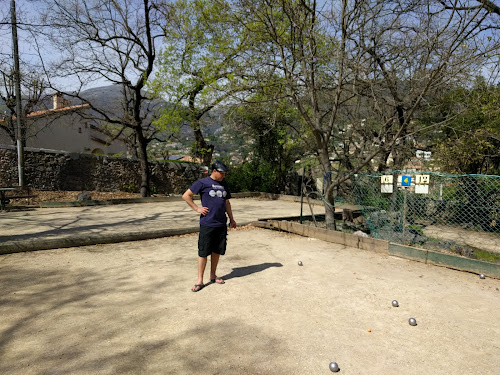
182, 160, 237, 292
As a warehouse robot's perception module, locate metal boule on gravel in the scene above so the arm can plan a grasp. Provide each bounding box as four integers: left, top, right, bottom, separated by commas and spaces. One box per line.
392, 300, 399, 307
480, 274, 486, 279
329, 362, 340, 372
298, 261, 303, 266
409, 318, 417, 326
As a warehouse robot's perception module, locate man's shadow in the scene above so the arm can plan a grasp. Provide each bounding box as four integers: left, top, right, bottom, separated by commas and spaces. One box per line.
222, 263, 283, 281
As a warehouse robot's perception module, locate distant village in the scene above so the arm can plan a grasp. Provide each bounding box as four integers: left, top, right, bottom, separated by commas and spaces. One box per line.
0, 88, 248, 166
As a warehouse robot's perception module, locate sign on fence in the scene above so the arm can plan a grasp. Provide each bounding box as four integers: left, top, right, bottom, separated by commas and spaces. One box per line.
415, 175, 430, 185
401, 175, 412, 187
380, 175, 393, 193
415, 174, 430, 194
353, 172, 500, 249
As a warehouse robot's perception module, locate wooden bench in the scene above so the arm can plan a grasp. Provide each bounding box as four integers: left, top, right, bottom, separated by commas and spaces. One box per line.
0, 187, 38, 210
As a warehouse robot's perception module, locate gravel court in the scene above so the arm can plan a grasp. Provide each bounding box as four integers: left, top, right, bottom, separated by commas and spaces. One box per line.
0, 199, 310, 242
0, 228, 499, 375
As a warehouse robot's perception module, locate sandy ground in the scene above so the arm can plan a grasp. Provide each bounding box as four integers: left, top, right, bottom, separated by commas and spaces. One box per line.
1, 228, 499, 375
0, 199, 312, 243
424, 225, 500, 254
14, 190, 143, 204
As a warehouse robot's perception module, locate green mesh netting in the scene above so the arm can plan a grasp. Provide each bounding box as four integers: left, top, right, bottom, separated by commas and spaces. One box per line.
352, 172, 500, 249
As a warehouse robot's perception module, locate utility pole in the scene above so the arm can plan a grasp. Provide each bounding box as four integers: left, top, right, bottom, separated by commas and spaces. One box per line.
11, 0, 25, 187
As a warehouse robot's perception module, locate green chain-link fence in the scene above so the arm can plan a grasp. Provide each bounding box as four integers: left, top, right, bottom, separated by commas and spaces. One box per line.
351, 172, 500, 258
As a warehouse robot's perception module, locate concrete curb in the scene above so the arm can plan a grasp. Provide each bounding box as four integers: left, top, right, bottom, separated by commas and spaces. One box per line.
253, 220, 389, 253
10, 192, 495, 280
0, 193, 346, 254
0, 221, 257, 255
0, 227, 198, 254
389, 243, 500, 278
254, 220, 500, 279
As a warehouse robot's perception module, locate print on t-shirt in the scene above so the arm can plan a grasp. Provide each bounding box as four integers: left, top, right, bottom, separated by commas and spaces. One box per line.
189, 177, 232, 227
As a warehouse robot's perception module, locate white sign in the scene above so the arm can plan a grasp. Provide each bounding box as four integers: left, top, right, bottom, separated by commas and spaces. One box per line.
415, 185, 429, 194
381, 175, 393, 184
415, 174, 430, 185
381, 184, 393, 193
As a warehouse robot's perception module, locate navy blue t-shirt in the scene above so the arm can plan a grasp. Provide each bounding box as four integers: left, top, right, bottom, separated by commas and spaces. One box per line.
189, 177, 232, 227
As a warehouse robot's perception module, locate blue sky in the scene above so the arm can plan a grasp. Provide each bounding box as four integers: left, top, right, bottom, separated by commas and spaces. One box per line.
1, 0, 499, 95
0, 0, 109, 92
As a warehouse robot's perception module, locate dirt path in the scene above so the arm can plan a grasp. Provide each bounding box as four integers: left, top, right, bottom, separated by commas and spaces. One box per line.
1, 228, 499, 374
424, 225, 500, 254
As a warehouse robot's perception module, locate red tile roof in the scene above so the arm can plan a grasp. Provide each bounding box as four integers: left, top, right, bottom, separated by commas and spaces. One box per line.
0, 104, 90, 123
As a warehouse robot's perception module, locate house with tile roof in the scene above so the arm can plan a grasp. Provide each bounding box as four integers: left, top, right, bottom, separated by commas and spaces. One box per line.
0, 93, 128, 155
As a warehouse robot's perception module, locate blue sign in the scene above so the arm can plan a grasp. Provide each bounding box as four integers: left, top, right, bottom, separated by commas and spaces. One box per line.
401, 175, 412, 186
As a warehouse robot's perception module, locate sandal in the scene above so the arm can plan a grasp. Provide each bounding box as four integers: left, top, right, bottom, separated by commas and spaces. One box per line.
210, 277, 225, 284
191, 284, 204, 292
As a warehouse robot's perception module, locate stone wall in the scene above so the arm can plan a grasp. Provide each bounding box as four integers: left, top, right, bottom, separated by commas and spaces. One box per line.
0, 146, 201, 194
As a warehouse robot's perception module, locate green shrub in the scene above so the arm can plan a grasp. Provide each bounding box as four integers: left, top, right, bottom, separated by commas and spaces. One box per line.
121, 183, 138, 193
225, 161, 280, 193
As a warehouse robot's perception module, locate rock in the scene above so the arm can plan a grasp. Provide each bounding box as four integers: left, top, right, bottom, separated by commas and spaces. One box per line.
412, 234, 428, 245
342, 220, 371, 234
77, 191, 92, 201
353, 230, 370, 238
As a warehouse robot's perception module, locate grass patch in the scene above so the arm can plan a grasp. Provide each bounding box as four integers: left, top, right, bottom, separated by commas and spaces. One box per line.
471, 248, 500, 264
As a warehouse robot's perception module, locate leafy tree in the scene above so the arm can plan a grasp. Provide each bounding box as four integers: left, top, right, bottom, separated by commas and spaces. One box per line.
225, 95, 307, 193
421, 78, 500, 174
150, 0, 255, 166
225, 161, 279, 193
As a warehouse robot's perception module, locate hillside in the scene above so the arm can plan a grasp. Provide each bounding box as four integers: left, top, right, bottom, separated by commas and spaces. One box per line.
0, 85, 241, 160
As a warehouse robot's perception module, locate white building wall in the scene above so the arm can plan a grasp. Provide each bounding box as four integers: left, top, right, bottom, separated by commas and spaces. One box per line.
0, 109, 128, 155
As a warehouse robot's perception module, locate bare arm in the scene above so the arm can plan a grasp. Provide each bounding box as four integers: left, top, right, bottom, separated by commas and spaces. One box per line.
182, 189, 209, 215
226, 200, 237, 228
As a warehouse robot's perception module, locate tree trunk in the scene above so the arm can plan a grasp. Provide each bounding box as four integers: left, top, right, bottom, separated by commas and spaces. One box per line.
135, 128, 150, 197
193, 125, 214, 167
324, 185, 336, 230
318, 146, 336, 230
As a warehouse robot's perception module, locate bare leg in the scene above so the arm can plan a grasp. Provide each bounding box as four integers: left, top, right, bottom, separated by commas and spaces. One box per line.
210, 253, 225, 283
197, 256, 208, 285
210, 252, 220, 280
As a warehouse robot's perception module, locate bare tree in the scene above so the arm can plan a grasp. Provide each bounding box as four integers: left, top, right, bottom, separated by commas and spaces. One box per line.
234, 0, 500, 228
0, 68, 52, 145
347, 0, 499, 170
37, 0, 167, 196
0, 1, 53, 147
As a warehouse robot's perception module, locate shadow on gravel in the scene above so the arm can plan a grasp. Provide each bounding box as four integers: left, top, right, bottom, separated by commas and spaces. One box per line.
223, 262, 283, 280
0, 263, 290, 375
0, 211, 164, 243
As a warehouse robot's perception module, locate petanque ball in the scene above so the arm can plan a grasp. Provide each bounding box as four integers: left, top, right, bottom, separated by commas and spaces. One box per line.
298, 261, 303, 266
480, 274, 486, 279
329, 362, 340, 372
409, 318, 417, 326
392, 300, 399, 307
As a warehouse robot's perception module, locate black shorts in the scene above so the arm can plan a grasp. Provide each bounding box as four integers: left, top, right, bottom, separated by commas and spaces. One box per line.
198, 225, 227, 257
